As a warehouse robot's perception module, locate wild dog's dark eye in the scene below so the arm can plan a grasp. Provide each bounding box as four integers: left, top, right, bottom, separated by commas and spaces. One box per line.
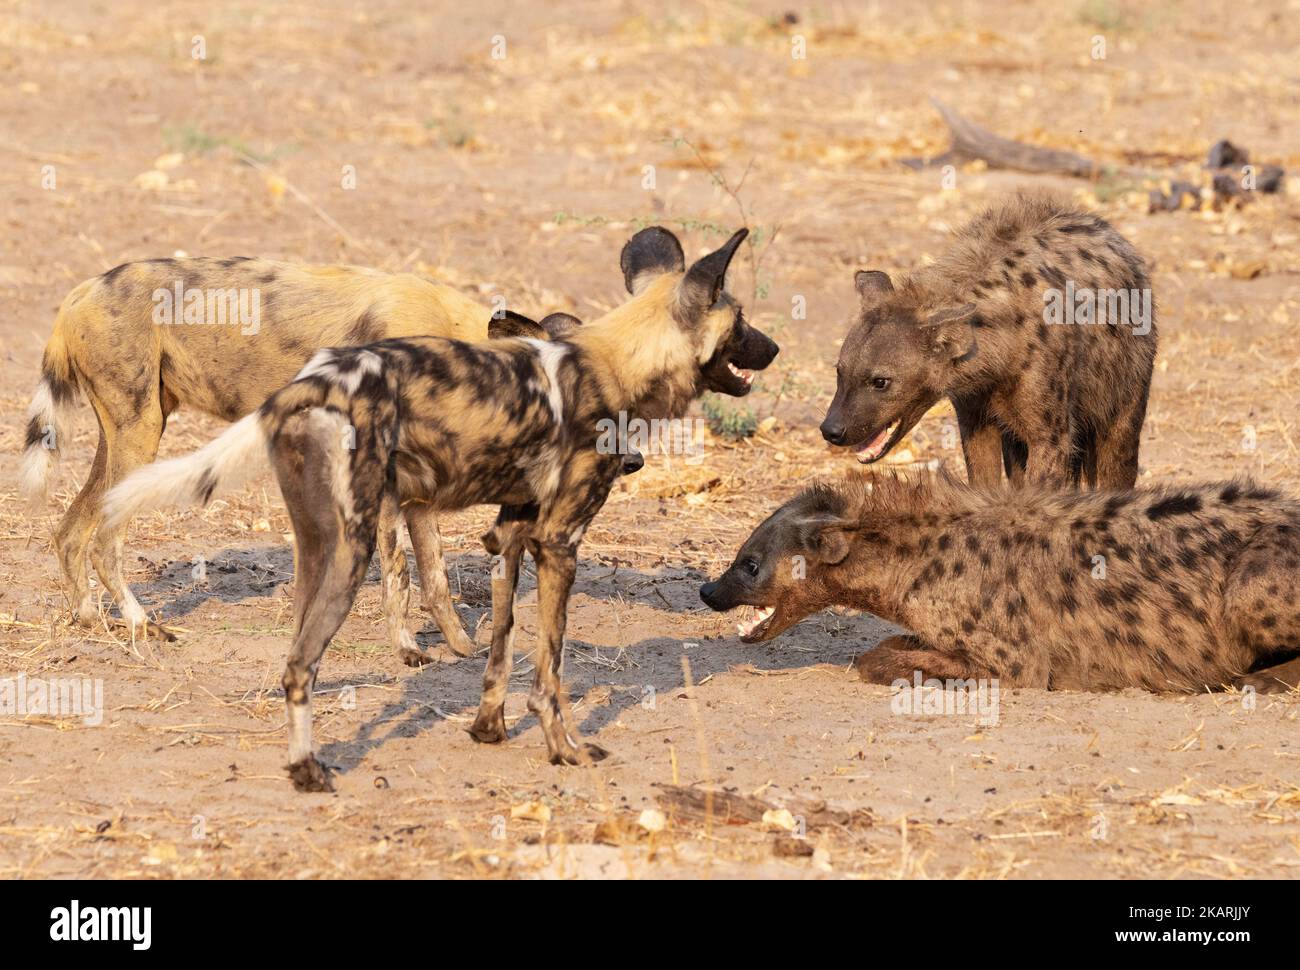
743, 558, 760, 577
871, 377, 891, 391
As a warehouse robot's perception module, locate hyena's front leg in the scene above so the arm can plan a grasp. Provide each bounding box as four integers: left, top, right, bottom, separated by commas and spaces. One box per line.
528, 538, 607, 766
468, 523, 525, 744
406, 504, 477, 658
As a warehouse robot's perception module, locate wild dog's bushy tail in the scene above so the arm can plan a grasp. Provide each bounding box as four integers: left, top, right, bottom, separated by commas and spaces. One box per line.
101, 412, 270, 533
20, 320, 82, 506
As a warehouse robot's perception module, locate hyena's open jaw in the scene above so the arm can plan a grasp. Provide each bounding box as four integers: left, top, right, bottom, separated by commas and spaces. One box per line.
736, 604, 775, 640
850, 403, 929, 464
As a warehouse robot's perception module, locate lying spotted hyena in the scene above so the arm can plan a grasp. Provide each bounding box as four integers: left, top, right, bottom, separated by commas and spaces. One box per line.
20, 256, 560, 659
102, 227, 779, 788
701, 473, 1300, 694
821, 195, 1156, 488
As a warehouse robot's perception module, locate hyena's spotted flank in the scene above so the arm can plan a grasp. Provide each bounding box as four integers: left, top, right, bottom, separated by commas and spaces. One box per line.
702, 473, 1300, 694
21, 256, 519, 659
822, 195, 1157, 489
102, 227, 779, 790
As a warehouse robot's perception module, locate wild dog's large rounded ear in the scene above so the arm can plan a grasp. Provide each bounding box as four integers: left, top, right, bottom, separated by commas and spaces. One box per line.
676, 228, 749, 323
539, 312, 582, 339
488, 310, 549, 340
854, 270, 894, 303
620, 227, 685, 295
921, 303, 978, 361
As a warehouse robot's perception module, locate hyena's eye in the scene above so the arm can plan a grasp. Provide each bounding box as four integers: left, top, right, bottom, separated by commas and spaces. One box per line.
871, 377, 892, 391
743, 558, 760, 577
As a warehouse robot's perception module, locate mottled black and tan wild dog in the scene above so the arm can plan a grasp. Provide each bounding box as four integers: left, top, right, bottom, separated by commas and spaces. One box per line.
821, 195, 1156, 489
20, 256, 547, 660
102, 227, 779, 790
701, 473, 1300, 694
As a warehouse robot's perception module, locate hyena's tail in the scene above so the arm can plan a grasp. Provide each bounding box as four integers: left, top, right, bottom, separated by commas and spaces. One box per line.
101, 412, 270, 533
20, 320, 82, 506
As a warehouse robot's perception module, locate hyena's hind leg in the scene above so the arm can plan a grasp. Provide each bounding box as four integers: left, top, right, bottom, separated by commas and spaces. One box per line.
406, 505, 477, 659
273, 410, 384, 792
1236, 655, 1300, 694
1092, 392, 1147, 488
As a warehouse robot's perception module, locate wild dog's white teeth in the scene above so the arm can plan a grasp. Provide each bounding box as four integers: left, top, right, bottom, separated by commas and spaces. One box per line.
728, 361, 755, 383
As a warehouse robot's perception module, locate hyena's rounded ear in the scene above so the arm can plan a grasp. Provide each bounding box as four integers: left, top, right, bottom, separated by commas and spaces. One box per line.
539, 312, 582, 339
854, 270, 894, 303
676, 228, 749, 322
488, 310, 549, 340
921, 303, 978, 361
620, 227, 685, 295
798, 514, 853, 565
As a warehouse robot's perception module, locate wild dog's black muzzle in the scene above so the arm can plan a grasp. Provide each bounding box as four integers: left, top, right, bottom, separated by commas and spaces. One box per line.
620, 449, 644, 475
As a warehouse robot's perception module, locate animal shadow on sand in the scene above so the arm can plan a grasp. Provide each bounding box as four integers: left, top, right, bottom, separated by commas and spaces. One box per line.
121, 542, 886, 779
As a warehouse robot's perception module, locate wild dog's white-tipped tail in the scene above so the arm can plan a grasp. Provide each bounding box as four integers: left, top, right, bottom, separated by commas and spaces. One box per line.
102, 412, 270, 532
19, 380, 73, 506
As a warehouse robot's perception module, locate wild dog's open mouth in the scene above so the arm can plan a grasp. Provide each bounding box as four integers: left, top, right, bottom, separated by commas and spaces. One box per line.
726, 360, 756, 387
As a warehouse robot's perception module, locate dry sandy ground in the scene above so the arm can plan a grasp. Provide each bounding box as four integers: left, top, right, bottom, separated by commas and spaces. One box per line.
1, 0, 1299, 878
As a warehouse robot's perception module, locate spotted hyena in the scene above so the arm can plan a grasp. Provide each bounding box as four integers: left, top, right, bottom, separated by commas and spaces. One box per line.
701, 472, 1300, 694
820, 195, 1157, 489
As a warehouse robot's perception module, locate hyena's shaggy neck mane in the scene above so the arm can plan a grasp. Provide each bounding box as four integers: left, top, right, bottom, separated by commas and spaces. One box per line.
568, 275, 721, 420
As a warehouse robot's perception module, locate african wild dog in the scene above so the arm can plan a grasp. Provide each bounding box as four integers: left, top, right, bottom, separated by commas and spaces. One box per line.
701, 473, 1300, 694
821, 195, 1156, 489
20, 256, 568, 661
102, 227, 779, 789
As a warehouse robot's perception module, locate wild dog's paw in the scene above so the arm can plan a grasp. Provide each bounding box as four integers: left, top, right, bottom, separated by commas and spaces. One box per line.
467, 713, 509, 745
398, 645, 434, 668
441, 629, 478, 659
288, 755, 335, 793
549, 741, 610, 766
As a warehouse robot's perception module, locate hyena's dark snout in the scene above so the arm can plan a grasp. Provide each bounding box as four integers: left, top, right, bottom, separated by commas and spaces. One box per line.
700, 578, 741, 611
820, 416, 848, 445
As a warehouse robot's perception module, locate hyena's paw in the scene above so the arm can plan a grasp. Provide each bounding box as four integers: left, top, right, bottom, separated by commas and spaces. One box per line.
1235, 671, 1299, 695
467, 712, 508, 745
287, 755, 335, 793
549, 742, 610, 767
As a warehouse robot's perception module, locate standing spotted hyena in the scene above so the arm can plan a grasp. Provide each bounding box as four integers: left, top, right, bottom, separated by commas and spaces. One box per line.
701, 473, 1300, 694
820, 196, 1156, 489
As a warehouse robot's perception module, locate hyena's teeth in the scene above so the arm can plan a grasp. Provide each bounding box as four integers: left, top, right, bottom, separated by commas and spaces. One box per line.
737, 605, 775, 637
855, 422, 899, 463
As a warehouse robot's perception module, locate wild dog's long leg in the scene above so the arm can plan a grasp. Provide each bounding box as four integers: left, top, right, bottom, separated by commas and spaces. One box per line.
406, 504, 476, 658
376, 495, 428, 668
273, 410, 386, 792
467, 522, 525, 744
55, 426, 109, 626
1236, 656, 1300, 694
528, 536, 607, 765
87, 394, 172, 641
